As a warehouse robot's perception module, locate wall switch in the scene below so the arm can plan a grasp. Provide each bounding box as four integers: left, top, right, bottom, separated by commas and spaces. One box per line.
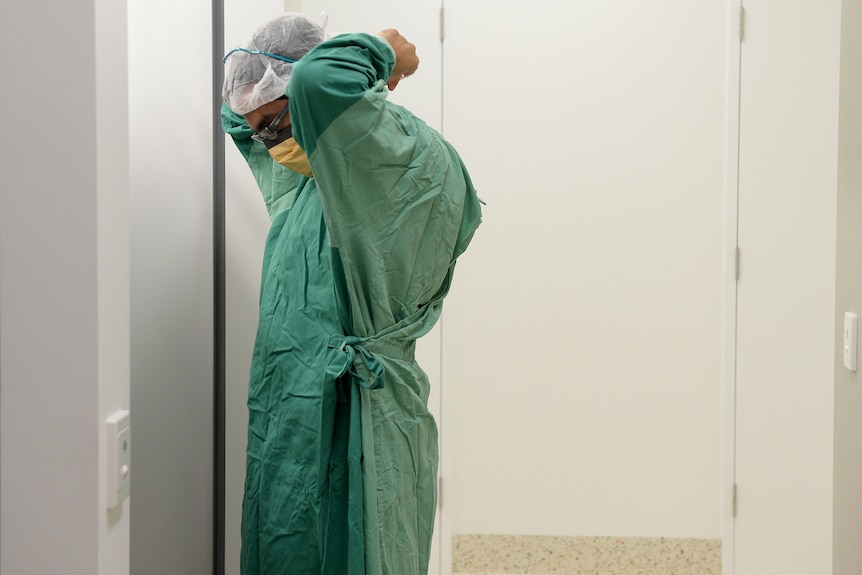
107, 410, 131, 509
844, 312, 857, 372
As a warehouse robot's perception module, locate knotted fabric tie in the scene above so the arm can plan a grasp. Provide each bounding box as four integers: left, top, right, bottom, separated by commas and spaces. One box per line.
328, 334, 385, 390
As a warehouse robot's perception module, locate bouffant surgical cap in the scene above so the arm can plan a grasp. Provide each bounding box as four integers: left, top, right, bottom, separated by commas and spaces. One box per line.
223, 13, 326, 115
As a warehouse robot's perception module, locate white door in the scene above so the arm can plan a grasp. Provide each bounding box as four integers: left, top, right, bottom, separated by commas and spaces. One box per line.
734, 1, 841, 573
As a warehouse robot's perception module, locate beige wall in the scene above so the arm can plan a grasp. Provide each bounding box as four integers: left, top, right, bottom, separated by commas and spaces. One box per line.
833, 0, 862, 573
445, 0, 726, 538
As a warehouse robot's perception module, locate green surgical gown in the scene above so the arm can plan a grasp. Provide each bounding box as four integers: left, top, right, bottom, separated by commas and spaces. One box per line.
224, 32, 482, 575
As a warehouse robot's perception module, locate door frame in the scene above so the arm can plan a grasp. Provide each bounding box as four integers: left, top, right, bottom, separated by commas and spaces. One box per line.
721, 1, 743, 574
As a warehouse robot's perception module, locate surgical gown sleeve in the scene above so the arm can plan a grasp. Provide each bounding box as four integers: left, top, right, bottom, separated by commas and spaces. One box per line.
289, 33, 481, 335
222, 102, 302, 219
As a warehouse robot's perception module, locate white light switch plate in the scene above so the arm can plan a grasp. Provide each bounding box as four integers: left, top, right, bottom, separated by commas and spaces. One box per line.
844, 312, 857, 372
107, 410, 131, 509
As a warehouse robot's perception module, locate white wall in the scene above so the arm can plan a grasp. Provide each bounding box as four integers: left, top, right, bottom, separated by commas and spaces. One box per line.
445, 0, 726, 538
128, 0, 214, 572
0, 0, 130, 573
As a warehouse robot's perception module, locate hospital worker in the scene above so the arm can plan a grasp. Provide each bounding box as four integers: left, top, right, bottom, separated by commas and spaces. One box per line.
222, 12, 482, 575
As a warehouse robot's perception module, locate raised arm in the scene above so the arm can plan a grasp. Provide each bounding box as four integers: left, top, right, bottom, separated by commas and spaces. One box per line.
287, 31, 417, 156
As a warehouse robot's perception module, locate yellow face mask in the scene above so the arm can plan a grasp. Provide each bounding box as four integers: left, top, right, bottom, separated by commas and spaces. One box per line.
268, 137, 313, 178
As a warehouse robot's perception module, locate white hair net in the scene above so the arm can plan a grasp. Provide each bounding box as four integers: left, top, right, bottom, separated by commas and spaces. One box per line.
223, 13, 327, 115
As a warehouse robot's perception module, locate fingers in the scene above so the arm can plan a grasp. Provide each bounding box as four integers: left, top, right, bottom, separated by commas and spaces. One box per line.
378, 28, 419, 86
387, 74, 404, 91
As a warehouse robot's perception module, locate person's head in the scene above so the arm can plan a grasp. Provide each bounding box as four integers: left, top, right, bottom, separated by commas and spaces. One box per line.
222, 12, 326, 119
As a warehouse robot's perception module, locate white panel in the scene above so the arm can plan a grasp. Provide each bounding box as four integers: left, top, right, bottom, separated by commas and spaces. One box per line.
734, 0, 841, 573
128, 0, 214, 571
1, 0, 130, 572
0, 21, 101, 575
446, 0, 725, 538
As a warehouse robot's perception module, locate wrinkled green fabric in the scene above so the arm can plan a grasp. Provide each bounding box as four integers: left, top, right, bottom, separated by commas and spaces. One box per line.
224, 30, 481, 575
290, 33, 482, 575
223, 106, 366, 575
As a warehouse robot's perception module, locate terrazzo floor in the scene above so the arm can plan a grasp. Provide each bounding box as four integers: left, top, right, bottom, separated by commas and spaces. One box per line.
452, 534, 721, 575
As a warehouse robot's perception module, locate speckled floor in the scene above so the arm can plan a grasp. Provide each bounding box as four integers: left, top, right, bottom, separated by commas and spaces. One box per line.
452, 534, 721, 575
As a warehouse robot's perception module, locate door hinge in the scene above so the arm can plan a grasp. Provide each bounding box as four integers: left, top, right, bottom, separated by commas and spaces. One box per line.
739, 6, 745, 42
732, 483, 738, 517
438, 475, 443, 509
440, 7, 445, 42
735, 247, 741, 281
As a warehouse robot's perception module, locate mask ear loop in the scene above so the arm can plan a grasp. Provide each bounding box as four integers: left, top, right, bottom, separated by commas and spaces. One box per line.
320, 10, 329, 31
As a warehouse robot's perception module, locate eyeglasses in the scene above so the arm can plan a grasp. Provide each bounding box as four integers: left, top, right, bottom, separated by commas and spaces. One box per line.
251, 99, 291, 143
222, 48, 297, 64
